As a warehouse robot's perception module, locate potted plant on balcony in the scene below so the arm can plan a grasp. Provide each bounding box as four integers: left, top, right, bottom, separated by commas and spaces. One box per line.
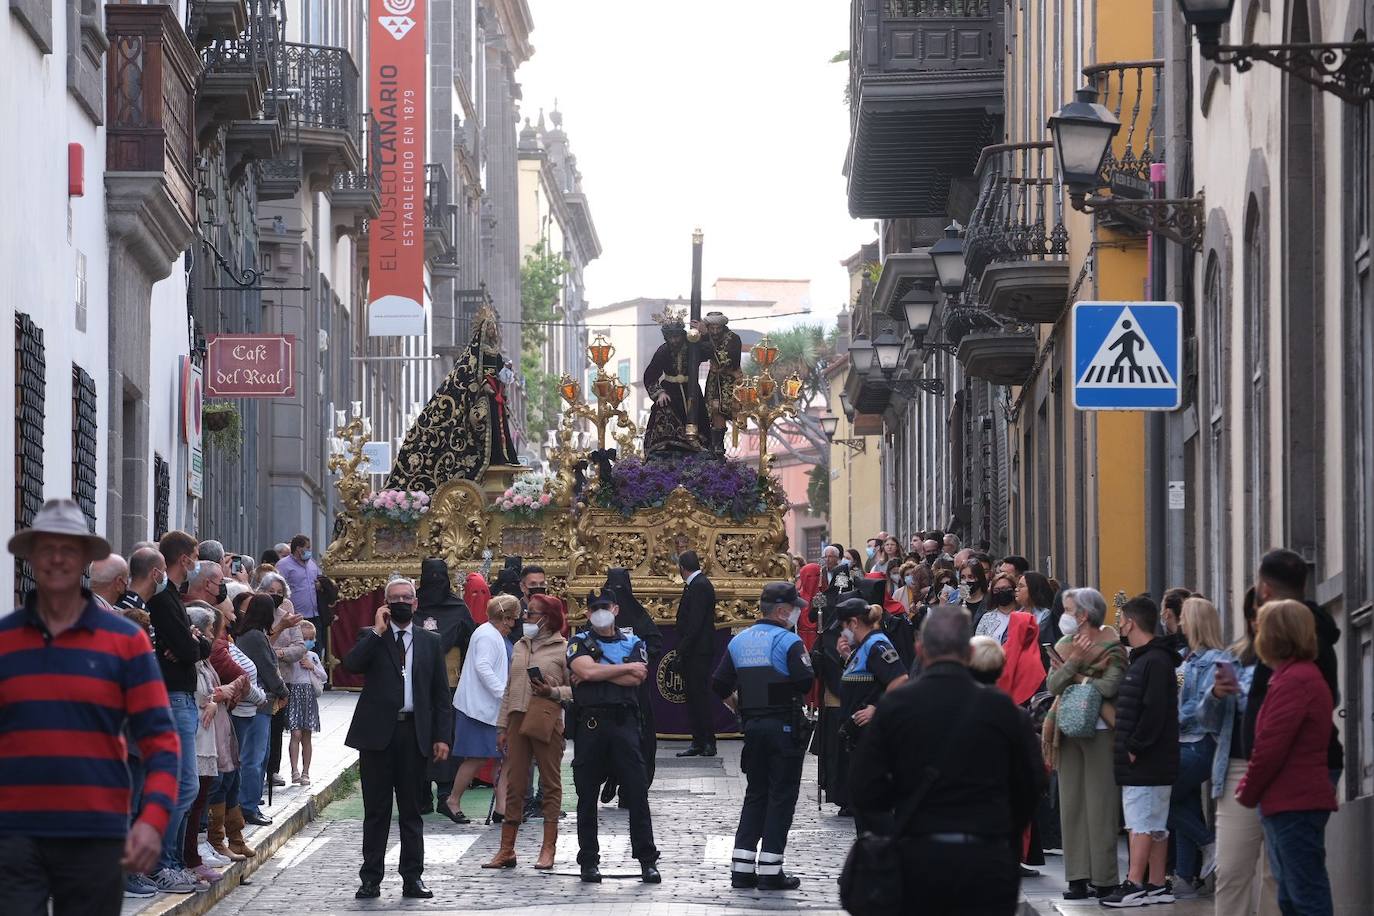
202, 402, 242, 455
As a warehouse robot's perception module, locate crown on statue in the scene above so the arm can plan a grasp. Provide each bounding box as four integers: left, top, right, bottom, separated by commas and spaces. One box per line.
653, 305, 688, 338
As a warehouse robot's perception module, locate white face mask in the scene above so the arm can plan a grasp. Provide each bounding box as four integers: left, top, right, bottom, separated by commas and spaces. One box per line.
842, 626, 856, 645
1059, 613, 1080, 637
787, 607, 802, 629
589, 609, 615, 630
522, 623, 540, 640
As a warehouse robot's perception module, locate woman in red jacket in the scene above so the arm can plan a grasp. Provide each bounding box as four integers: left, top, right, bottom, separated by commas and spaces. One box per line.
1235, 599, 1337, 916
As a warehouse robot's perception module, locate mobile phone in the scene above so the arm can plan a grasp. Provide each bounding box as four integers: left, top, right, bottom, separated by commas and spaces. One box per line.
527, 666, 543, 683
231, 557, 244, 574
1043, 643, 1064, 664
1216, 660, 1236, 681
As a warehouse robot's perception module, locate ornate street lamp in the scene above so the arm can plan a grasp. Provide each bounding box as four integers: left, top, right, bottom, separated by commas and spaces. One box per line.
818, 411, 866, 454
783, 373, 804, 401
928, 222, 968, 295
1175, 0, 1374, 103
848, 335, 874, 373
901, 284, 938, 337
1048, 85, 1205, 249
819, 413, 839, 438
1048, 86, 1119, 199
559, 375, 581, 404
751, 336, 780, 369
871, 326, 904, 372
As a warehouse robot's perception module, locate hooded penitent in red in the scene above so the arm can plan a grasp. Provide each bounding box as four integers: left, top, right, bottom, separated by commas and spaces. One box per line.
464, 571, 491, 625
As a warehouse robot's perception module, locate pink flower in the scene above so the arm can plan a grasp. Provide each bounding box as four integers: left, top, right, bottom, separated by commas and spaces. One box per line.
539, 494, 551, 506
501, 500, 514, 511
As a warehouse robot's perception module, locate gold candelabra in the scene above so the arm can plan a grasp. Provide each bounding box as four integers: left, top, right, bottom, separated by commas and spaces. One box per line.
732, 336, 804, 472
558, 335, 636, 459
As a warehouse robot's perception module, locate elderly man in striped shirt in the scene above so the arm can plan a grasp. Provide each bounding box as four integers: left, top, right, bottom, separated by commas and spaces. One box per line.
0, 499, 180, 916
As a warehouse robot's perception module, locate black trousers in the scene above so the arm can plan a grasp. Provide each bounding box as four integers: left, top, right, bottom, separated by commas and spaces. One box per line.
572, 710, 658, 866
681, 654, 715, 749
899, 837, 1020, 915
0, 836, 123, 916
268, 705, 287, 778
733, 717, 804, 873
359, 718, 427, 884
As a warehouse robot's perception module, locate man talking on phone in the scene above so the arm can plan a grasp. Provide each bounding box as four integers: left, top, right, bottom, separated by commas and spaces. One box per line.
342, 575, 452, 900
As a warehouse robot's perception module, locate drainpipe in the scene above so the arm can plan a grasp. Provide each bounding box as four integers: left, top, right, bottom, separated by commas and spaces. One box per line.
1146, 162, 1169, 601
1162, 0, 1191, 595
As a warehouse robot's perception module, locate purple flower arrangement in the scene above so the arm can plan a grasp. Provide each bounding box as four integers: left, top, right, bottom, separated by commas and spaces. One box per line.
594, 454, 784, 520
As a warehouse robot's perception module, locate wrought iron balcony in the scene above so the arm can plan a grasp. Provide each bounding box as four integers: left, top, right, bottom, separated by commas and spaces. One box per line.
256, 154, 301, 201
106, 2, 201, 271
847, 0, 1005, 219
424, 164, 458, 265
276, 42, 362, 177
187, 0, 248, 45
1083, 59, 1163, 236
966, 141, 1071, 323
331, 113, 382, 234
199, 0, 284, 123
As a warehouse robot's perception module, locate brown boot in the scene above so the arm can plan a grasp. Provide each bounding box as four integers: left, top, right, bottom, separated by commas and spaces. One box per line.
533, 817, 558, 870
208, 802, 239, 860
224, 805, 255, 859
481, 822, 519, 869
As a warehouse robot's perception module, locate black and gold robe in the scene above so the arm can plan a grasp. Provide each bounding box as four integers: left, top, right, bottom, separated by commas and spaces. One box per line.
642, 339, 709, 455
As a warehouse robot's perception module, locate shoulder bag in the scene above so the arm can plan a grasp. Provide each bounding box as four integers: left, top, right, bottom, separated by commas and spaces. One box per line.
518, 695, 563, 743
838, 688, 981, 915
1057, 647, 1113, 738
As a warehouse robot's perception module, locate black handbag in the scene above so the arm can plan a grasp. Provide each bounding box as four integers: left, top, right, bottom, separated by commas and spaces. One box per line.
837, 691, 980, 915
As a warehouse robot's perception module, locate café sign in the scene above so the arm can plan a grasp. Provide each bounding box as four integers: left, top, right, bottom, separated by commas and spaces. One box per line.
205, 334, 296, 398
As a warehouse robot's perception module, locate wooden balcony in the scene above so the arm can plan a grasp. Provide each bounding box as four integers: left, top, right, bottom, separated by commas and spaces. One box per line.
105, 3, 201, 280
847, 0, 1004, 219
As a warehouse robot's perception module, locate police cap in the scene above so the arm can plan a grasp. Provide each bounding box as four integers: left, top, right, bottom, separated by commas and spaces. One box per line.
835, 597, 872, 621
586, 588, 617, 610
760, 582, 802, 608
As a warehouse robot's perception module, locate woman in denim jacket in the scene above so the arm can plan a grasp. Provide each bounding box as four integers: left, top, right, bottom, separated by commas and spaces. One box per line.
1196, 588, 1276, 915
1167, 597, 1229, 896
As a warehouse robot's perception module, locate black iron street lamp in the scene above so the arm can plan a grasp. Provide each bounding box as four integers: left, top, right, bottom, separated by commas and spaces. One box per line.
900, 284, 938, 338
1176, 0, 1374, 104
870, 325, 944, 396
1048, 85, 1204, 249
848, 334, 874, 373
928, 222, 968, 295
819, 412, 866, 453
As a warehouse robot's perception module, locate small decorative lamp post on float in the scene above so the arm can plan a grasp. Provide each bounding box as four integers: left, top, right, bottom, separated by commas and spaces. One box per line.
732, 336, 804, 473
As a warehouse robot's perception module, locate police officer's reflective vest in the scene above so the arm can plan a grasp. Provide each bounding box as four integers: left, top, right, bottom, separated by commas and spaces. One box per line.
567, 627, 646, 707
842, 631, 897, 685
727, 621, 802, 717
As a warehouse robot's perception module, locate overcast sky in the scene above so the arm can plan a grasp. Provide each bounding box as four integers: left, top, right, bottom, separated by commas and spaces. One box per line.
517, 1, 874, 329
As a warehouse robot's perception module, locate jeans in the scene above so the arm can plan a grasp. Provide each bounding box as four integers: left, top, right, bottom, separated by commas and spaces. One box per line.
1168, 735, 1215, 880
209, 768, 240, 809
1261, 810, 1333, 916
233, 712, 272, 817
160, 692, 200, 872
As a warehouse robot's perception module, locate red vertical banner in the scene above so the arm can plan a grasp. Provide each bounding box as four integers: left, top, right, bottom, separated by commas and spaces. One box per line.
368, 0, 427, 336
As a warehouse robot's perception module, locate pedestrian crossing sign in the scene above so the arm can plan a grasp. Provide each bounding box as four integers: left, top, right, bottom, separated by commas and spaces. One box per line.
1072, 301, 1182, 411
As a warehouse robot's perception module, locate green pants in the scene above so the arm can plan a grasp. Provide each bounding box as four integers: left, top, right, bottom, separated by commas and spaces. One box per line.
1058, 728, 1120, 887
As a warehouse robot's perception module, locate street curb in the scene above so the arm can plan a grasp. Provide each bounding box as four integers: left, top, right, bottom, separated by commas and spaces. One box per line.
133, 757, 359, 916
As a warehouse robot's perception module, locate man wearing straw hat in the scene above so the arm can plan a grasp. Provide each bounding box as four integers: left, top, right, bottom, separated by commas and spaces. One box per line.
0, 498, 181, 915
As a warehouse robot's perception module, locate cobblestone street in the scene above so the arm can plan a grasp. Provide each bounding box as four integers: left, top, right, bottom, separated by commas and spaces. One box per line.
206, 734, 854, 915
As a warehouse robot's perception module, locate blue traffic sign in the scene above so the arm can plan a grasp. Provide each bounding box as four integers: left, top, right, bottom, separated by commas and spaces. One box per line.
1071, 301, 1182, 411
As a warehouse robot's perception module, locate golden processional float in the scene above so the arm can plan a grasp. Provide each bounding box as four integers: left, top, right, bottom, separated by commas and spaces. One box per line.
321, 232, 804, 735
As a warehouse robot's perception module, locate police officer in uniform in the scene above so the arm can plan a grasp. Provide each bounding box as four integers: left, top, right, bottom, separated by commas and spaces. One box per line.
712, 583, 815, 891
567, 589, 662, 884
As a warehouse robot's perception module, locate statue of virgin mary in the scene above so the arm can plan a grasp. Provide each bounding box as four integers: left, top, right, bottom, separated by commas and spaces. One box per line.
382, 307, 519, 492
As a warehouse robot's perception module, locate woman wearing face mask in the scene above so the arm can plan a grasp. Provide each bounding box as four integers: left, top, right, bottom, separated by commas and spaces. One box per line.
1043, 588, 1128, 900
259, 571, 305, 794
231, 595, 289, 826
977, 572, 1047, 708
483, 593, 571, 869
833, 598, 909, 826
445, 594, 520, 824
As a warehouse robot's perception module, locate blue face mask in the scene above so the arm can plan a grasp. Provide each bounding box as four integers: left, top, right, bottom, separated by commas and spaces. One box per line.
304, 639, 316, 650
302, 550, 313, 561
865, 546, 876, 559
154, 573, 169, 595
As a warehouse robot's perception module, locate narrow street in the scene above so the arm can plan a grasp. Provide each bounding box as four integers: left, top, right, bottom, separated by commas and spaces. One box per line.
206, 738, 852, 915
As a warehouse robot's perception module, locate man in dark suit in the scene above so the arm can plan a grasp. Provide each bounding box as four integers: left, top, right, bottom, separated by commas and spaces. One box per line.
674, 550, 718, 757
848, 608, 1043, 914
342, 575, 452, 900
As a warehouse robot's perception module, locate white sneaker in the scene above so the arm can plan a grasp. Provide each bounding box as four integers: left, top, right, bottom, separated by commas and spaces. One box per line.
1200, 842, 1218, 878
199, 842, 232, 867
179, 868, 211, 892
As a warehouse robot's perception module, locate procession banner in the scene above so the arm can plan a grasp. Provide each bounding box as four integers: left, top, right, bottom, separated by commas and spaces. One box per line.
367, 0, 426, 337
205, 334, 295, 397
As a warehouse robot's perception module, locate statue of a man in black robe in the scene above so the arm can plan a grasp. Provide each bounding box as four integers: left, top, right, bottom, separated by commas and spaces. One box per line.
642, 316, 709, 456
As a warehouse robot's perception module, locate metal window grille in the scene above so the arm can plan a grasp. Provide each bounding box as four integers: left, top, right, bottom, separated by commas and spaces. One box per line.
71, 366, 98, 530
74, 251, 87, 332
15, 313, 46, 604
154, 454, 170, 541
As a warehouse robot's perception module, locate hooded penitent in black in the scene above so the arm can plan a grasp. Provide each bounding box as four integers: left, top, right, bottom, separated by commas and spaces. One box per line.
416, 557, 475, 658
